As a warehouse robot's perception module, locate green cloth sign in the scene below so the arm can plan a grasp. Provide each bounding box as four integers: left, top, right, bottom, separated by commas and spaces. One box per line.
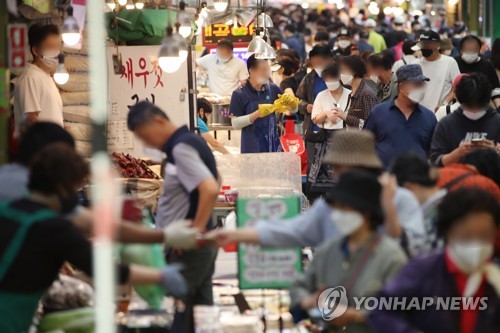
237, 197, 302, 290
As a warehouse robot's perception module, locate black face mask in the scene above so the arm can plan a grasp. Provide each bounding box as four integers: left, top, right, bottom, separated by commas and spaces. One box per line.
421, 48, 434, 58
59, 192, 80, 214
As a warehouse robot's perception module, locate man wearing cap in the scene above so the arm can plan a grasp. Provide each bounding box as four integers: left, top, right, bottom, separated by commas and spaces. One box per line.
366, 19, 387, 53
364, 64, 437, 168
332, 29, 354, 56
206, 130, 423, 251
411, 30, 461, 111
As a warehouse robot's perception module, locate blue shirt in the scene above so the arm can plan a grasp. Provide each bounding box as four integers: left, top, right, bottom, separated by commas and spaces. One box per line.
356, 40, 375, 52
229, 82, 283, 153
364, 99, 437, 168
284, 36, 306, 61
197, 117, 209, 134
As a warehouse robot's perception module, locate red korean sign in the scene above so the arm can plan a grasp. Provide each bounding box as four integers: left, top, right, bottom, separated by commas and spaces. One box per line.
8, 24, 28, 70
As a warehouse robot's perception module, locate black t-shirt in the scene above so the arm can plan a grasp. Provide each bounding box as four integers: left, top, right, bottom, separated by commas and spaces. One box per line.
0, 199, 130, 292
454, 57, 500, 89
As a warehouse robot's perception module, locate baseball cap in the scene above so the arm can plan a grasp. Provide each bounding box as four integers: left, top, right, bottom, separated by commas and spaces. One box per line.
396, 64, 430, 82
394, 16, 405, 25
365, 19, 376, 28
338, 28, 351, 38
412, 30, 440, 51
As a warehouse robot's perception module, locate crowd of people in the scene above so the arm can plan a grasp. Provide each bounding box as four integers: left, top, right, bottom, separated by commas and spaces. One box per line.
1, 4, 500, 333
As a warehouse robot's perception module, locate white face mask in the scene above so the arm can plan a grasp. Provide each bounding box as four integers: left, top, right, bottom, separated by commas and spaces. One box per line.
40, 51, 60, 69
217, 55, 230, 63
314, 67, 325, 77
338, 40, 351, 49
340, 73, 353, 85
448, 241, 493, 274
330, 209, 364, 236
463, 109, 487, 120
462, 52, 479, 64
370, 75, 379, 84
407, 87, 426, 103
325, 80, 340, 91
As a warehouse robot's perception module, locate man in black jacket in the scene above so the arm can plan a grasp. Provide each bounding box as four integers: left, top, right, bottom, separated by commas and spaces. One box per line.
430, 73, 500, 166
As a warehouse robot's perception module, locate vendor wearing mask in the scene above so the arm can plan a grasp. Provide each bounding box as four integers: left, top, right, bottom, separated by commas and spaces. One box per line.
196, 39, 248, 96
14, 23, 63, 137
230, 54, 298, 153
412, 30, 461, 111
0, 144, 187, 333
369, 188, 500, 333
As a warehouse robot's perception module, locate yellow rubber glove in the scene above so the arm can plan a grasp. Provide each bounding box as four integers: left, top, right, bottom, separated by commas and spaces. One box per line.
274, 94, 299, 113
258, 104, 276, 118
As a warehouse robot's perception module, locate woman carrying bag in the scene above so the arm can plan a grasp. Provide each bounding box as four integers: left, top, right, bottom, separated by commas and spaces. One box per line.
308, 63, 351, 200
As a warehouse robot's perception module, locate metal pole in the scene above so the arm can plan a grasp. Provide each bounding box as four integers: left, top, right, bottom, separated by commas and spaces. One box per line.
0, 0, 9, 165
187, 44, 197, 131
87, 1, 117, 333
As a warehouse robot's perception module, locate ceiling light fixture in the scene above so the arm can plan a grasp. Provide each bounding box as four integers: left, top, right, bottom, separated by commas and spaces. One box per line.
61, 6, 81, 46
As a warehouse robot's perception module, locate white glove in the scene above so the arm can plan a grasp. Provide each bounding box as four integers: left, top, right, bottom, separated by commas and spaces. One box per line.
163, 220, 199, 249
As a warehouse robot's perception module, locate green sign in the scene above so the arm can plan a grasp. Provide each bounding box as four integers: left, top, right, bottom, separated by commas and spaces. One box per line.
237, 197, 302, 290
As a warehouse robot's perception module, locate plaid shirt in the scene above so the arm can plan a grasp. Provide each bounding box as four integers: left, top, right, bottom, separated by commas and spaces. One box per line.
346, 78, 378, 128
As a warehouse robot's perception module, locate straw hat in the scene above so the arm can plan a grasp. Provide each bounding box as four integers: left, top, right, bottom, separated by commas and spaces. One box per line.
323, 129, 383, 169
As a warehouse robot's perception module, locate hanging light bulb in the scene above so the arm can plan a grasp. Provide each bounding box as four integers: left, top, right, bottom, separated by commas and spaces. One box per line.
118, 0, 127, 6
255, 42, 276, 60
213, 0, 228, 12
256, 13, 273, 28
106, 0, 116, 10
173, 31, 189, 62
135, 0, 144, 9
54, 54, 69, 85
158, 26, 186, 73
177, 1, 192, 38
61, 6, 81, 46
125, 0, 135, 9
248, 35, 268, 53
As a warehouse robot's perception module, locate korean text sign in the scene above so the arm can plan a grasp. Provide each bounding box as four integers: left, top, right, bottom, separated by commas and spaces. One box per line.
237, 197, 302, 289
203, 23, 255, 46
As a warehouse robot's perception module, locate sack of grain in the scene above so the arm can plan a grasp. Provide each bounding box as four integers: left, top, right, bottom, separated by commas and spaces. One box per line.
63, 105, 91, 124
65, 122, 92, 141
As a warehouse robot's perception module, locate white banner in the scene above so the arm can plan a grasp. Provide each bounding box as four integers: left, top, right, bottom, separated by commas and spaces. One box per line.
106, 46, 191, 157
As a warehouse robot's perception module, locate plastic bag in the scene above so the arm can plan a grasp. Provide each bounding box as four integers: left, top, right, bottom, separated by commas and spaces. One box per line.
118, 212, 166, 308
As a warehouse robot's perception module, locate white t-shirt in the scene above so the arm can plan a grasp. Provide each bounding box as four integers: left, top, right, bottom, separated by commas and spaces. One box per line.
196, 54, 248, 96
13, 64, 63, 136
312, 87, 351, 130
392, 55, 417, 73
413, 55, 460, 111
435, 102, 460, 121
